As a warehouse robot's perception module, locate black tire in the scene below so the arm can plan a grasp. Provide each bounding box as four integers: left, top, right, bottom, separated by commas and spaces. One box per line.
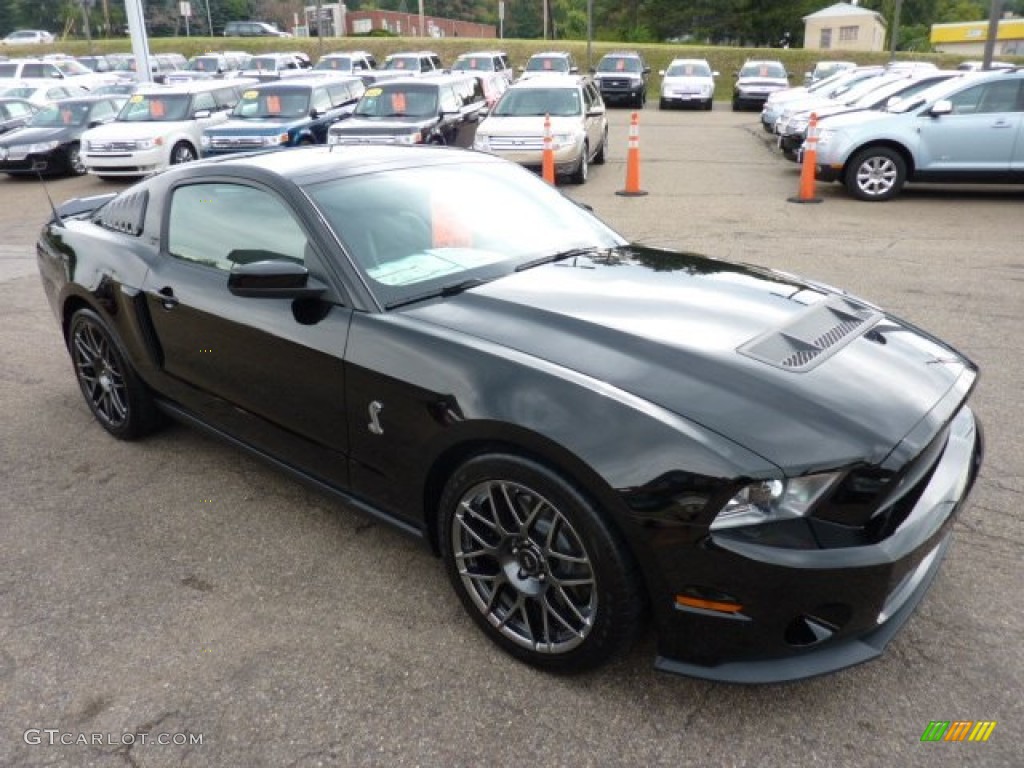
658, 98, 668, 110
844, 146, 907, 202
704, 99, 713, 111
593, 129, 607, 165
67, 308, 161, 440
170, 141, 197, 166
438, 454, 644, 674
66, 142, 86, 176
570, 142, 588, 185
732, 99, 740, 111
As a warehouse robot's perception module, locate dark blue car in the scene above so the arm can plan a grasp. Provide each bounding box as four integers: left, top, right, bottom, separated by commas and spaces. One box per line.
200, 76, 364, 156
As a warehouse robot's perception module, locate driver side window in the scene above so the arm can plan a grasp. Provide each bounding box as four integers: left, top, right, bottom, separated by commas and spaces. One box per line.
167, 183, 309, 272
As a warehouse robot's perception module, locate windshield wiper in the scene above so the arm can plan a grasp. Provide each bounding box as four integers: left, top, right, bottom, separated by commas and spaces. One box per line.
384, 277, 494, 310
515, 246, 603, 272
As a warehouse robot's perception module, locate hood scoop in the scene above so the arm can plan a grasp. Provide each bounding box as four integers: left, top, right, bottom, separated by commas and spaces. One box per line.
738, 296, 881, 372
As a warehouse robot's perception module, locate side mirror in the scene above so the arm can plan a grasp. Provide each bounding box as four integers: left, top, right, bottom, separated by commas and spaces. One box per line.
569, 66, 579, 74
193, 109, 211, 118
658, 69, 666, 77
309, 108, 322, 118
227, 259, 326, 299
643, 66, 651, 75
712, 71, 720, 78
589, 67, 596, 74
587, 105, 605, 117
929, 99, 953, 117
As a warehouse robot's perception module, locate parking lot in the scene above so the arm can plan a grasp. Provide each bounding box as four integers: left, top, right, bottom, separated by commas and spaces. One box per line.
1, 105, 1021, 767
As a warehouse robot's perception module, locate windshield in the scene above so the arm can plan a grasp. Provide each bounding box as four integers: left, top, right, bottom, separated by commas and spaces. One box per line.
315, 57, 352, 71
249, 56, 282, 72
117, 93, 190, 122
355, 85, 438, 117
597, 57, 642, 73
305, 161, 624, 307
384, 56, 418, 71
492, 87, 580, 117
526, 56, 569, 73
29, 102, 90, 127
885, 76, 973, 114
453, 56, 493, 71
232, 87, 310, 118
1, 87, 33, 98
666, 61, 711, 78
187, 56, 221, 72
0, 64, 18, 78
55, 61, 92, 77
740, 63, 787, 79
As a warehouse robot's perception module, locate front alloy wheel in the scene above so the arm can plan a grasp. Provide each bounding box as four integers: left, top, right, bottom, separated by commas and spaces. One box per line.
68, 309, 160, 440
571, 142, 589, 184
67, 143, 86, 176
170, 142, 197, 165
439, 455, 643, 673
845, 147, 907, 202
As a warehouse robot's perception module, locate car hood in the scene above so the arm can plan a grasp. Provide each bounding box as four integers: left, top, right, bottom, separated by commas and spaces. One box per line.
205, 117, 304, 134
402, 247, 973, 472
478, 115, 583, 135
0, 125, 75, 145
84, 120, 189, 140
662, 75, 713, 89
331, 115, 434, 135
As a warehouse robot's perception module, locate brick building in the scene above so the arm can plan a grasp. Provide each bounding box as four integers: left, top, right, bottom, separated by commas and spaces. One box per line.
347, 10, 496, 39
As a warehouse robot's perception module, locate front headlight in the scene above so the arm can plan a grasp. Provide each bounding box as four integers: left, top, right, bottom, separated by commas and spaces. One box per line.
710, 472, 842, 531
262, 133, 290, 146
816, 128, 836, 147
472, 135, 490, 152
200, 135, 210, 147
327, 133, 341, 146
25, 140, 60, 153
551, 132, 577, 150
396, 131, 423, 145
789, 117, 809, 133
136, 137, 164, 150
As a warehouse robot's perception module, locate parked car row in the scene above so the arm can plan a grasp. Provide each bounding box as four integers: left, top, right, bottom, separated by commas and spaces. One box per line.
756, 63, 1024, 201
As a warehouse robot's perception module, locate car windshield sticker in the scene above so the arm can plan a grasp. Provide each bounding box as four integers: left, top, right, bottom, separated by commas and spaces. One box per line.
367, 250, 505, 286
150, 100, 165, 118
616, 59, 625, 71
543, 59, 552, 70
266, 94, 281, 114
365, 87, 382, 97
431, 195, 473, 249
243, 90, 258, 99
129, 94, 143, 103
390, 92, 407, 113
470, 59, 478, 68
760, 66, 768, 76
395, 59, 407, 69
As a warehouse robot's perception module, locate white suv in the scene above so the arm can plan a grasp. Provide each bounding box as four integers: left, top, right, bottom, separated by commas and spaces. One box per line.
81, 80, 253, 179
0, 58, 117, 91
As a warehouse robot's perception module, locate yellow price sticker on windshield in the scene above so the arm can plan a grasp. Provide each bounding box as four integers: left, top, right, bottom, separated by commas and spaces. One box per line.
365, 87, 382, 97
243, 90, 258, 99
129, 94, 143, 103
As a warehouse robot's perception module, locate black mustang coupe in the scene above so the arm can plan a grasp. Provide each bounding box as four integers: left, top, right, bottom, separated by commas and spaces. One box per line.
36, 146, 982, 683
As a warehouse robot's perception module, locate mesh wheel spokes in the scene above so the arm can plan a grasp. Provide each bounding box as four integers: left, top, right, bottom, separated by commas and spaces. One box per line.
453, 480, 598, 653
72, 322, 129, 427
856, 157, 897, 197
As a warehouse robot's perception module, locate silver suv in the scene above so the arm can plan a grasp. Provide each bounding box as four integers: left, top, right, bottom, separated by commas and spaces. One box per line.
813, 69, 1024, 201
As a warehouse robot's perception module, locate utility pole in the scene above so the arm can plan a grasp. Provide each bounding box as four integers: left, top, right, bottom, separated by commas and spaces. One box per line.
586, 0, 593, 71
420, 0, 426, 37
543, 0, 548, 40
982, 0, 1004, 69
889, 0, 903, 62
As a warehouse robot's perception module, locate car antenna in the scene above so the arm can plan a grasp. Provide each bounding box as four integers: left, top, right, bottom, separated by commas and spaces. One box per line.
34, 160, 65, 228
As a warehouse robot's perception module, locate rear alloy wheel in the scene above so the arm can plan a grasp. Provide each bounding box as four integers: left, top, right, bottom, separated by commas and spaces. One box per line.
68, 308, 160, 440
170, 142, 197, 165
439, 454, 643, 673
66, 143, 86, 176
570, 142, 589, 185
845, 147, 907, 202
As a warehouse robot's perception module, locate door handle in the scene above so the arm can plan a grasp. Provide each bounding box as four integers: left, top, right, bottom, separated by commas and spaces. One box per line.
991, 120, 1011, 128
152, 286, 178, 310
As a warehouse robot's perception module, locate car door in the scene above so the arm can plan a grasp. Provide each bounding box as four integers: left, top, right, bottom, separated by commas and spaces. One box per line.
583, 82, 604, 156
140, 179, 354, 488
916, 79, 1023, 174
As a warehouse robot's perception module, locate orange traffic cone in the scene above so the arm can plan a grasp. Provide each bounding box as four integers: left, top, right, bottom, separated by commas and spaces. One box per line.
541, 113, 555, 185
788, 112, 823, 204
616, 111, 647, 197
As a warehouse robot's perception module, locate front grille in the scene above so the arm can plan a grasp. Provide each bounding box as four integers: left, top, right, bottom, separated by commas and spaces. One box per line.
488, 135, 545, 151
738, 295, 882, 372
210, 136, 264, 149
89, 141, 138, 152
331, 136, 398, 145
601, 78, 632, 89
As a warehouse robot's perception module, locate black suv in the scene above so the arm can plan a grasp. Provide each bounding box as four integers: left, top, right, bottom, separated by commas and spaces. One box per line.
327, 74, 486, 147
592, 51, 650, 108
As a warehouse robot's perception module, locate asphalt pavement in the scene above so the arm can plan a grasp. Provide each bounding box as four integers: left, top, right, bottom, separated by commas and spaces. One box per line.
0, 105, 1021, 767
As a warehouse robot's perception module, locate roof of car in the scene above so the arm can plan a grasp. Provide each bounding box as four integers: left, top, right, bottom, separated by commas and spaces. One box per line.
135, 79, 255, 95
528, 51, 573, 59
508, 74, 588, 90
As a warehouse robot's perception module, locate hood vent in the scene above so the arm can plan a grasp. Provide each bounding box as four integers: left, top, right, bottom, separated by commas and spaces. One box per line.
738, 296, 881, 372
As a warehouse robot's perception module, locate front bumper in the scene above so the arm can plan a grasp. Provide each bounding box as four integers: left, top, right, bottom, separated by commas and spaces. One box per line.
0, 149, 64, 174
83, 145, 167, 177
479, 143, 583, 175
598, 83, 644, 103
652, 406, 982, 683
